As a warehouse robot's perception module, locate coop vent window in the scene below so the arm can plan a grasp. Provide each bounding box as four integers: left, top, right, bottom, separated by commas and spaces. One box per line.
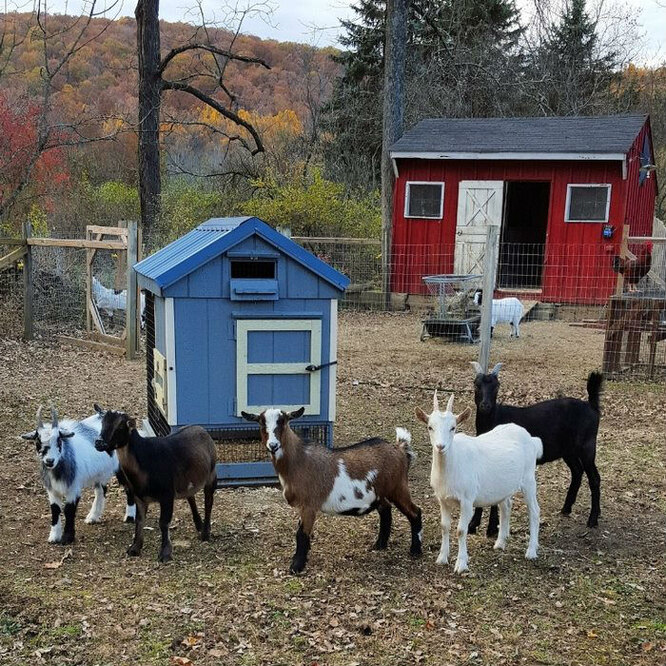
405, 182, 444, 219
565, 184, 611, 222
231, 259, 276, 279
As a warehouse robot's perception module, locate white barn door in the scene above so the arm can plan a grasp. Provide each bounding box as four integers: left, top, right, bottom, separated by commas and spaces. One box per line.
455, 181, 504, 275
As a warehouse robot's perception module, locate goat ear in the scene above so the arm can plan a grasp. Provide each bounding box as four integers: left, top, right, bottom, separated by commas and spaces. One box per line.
240, 411, 260, 422
59, 430, 75, 439
126, 417, 137, 431
20, 430, 39, 440
287, 407, 305, 420
470, 361, 484, 376
490, 363, 503, 376
93, 403, 105, 415
414, 407, 429, 424
446, 394, 455, 413
456, 407, 471, 426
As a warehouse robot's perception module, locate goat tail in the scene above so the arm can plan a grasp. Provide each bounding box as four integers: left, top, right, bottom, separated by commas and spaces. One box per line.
586, 371, 604, 413
395, 427, 416, 467
531, 436, 544, 461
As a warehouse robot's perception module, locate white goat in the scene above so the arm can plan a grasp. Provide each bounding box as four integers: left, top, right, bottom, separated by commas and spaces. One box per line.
416, 392, 542, 573
92, 276, 145, 326
20, 406, 136, 544
473, 290, 524, 338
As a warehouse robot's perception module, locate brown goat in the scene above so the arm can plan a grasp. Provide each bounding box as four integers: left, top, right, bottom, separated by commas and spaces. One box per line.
94, 406, 217, 562
242, 407, 422, 573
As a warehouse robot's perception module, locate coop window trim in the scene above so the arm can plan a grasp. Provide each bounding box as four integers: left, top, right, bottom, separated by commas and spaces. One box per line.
404, 181, 445, 219
565, 184, 612, 223
236, 319, 321, 417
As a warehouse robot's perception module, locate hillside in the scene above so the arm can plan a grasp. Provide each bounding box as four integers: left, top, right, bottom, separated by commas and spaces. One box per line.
0, 13, 340, 122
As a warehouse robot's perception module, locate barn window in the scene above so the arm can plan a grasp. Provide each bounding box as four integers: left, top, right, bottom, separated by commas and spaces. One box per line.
565, 184, 611, 222
405, 182, 444, 219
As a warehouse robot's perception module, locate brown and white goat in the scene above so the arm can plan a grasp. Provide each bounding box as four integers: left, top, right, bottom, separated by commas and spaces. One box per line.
94, 406, 217, 562
241, 407, 422, 573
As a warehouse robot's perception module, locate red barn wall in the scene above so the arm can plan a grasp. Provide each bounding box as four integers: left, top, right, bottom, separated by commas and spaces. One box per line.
391, 131, 656, 304
623, 122, 658, 237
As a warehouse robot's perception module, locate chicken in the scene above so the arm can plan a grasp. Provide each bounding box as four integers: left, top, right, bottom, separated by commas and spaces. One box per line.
612, 242, 653, 292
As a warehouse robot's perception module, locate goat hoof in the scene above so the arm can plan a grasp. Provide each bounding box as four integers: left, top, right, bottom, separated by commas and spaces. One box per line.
586, 518, 599, 528
84, 515, 100, 524
486, 528, 499, 538
525, 549, 538, 560
289, 560, 306, 574
127, 545, 142, 557
158, 551, 172, 563
435, 555, 448, 565
560, 507, 572, 516
124, 516, 135, 524
60, 534, 74, 545
200, 531, 211, 542
410, 546, 422, 558
371, 541, 388, 551
493, 540, 506, 551
468, 525, 478, 535
453, 562, 468, 574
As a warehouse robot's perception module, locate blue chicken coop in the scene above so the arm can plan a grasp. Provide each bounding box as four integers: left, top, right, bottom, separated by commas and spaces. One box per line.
134, 217, 349, 486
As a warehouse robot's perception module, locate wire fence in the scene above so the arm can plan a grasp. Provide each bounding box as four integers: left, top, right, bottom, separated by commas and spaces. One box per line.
1, 226, 665, 381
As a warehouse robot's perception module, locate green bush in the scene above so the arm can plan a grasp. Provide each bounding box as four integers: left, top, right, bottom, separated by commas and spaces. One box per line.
245, 169, 381, 238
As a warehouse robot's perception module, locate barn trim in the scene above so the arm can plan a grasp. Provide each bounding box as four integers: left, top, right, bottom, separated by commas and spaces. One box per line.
391, 151, 627, 163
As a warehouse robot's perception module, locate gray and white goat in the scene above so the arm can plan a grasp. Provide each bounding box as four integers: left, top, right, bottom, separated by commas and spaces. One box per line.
21, 406, 135, 544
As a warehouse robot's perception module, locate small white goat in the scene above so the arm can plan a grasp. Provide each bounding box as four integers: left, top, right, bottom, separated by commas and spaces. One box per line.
473, 290, 524, 338
416, 392, 542, 573
21, 406, 135, 544
92, 276, 145, 326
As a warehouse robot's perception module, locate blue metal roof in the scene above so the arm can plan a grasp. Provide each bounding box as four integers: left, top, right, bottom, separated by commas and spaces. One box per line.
135, 216, 350, 295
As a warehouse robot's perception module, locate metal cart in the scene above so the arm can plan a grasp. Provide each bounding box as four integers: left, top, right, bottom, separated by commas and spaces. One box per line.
420, 274, 482, 343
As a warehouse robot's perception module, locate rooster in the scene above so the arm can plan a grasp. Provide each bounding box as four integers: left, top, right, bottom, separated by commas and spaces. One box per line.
612, 242, 653, 292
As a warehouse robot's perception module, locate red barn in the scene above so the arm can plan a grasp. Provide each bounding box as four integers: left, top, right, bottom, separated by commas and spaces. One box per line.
389, 115, 657, 304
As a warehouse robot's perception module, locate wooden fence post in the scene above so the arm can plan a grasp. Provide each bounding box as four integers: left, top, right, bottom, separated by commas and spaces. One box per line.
126, 221, 139, 360
615, 224, 630, 296
22, 221, 33, 341
477, 225, 499, 373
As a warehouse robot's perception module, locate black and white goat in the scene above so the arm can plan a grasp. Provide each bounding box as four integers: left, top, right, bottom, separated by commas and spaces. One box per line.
473, 290, 524, 338
94, 406, 217, 562
469, 362, 603, 535
20, 405, 136, 545
241, 407, 422, 574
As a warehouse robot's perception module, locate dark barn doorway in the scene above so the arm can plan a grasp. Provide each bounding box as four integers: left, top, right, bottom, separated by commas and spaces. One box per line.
498, 181, 550, 289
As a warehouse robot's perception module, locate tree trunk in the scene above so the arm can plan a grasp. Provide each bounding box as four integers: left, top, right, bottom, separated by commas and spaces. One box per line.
136, 0, 162, 235
381, 0, 409, 307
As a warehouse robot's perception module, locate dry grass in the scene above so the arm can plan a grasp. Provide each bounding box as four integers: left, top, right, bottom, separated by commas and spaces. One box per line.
0, 313, 665, 666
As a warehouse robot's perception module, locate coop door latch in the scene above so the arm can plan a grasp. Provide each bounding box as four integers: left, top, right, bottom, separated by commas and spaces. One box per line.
305, 360, 337, 373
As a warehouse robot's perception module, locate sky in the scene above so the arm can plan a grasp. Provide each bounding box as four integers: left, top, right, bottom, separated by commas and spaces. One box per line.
16, 0, 666, 63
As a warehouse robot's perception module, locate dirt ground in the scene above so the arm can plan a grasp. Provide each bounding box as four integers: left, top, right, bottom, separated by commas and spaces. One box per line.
0, 313, 665, 666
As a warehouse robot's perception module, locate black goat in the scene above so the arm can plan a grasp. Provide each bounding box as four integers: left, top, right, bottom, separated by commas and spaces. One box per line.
469, 363, 603, 534
94, 405, 217, 562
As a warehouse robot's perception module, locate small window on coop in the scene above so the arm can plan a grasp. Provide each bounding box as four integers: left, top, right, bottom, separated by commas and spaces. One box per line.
152, 348, 168, 417
565, 184, 611, 222
231, 259, 276, 279
405, 182, 445, 219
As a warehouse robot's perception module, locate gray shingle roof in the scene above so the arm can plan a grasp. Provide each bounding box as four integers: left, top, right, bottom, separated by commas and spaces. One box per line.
390, 115, 647, 156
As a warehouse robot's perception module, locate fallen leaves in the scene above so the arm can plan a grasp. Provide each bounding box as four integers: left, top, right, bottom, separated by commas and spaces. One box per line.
43, 548, 72, 569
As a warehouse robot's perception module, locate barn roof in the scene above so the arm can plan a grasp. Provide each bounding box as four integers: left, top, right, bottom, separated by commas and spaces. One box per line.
135, 216, 350, 295
391, 115, 648, 161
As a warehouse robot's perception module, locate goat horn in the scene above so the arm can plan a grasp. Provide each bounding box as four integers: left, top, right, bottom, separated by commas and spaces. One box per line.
446, 394, 455, 413
470, 361, 483, 375
36, 405, 44, 430
433, 389, 439, 411
50, 405, 58, 427
490, 362, 503, 376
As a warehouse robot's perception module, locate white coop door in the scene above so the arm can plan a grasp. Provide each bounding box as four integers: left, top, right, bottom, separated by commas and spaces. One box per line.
236, 319, 322, 416
455, 181, 504, 275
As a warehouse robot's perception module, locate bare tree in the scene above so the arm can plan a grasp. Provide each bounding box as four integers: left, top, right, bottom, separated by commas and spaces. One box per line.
134, 0, 272, 233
